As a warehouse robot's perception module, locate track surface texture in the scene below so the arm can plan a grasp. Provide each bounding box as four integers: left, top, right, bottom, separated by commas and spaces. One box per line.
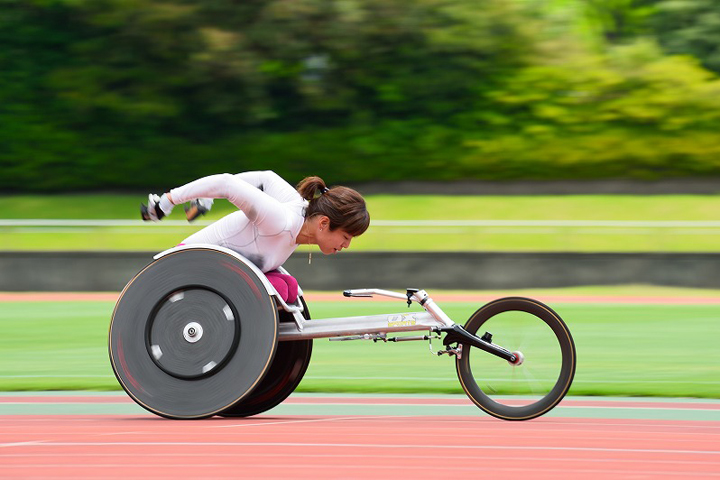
1, 393, 718, 479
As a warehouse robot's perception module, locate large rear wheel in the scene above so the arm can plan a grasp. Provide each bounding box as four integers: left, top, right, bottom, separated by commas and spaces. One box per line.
109, 247, 278, 419
456, 297, 576, 421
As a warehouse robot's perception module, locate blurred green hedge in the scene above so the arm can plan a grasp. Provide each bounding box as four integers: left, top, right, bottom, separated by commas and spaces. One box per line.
1, 1, 719, 191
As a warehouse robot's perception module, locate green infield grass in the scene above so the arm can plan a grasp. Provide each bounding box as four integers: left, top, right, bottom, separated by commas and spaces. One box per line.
1, 194, 719, 251
1, 290, 718, 398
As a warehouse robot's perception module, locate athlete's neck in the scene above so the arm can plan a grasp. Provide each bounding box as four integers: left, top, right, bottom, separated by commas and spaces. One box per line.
296, 218, 317, 245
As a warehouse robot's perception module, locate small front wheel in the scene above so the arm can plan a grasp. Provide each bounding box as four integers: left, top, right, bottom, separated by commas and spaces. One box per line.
456, 297, 576, 421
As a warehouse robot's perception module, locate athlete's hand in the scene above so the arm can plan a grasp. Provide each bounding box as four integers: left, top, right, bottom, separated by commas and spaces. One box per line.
140, 194, 174, 222
185, 198, 213, 222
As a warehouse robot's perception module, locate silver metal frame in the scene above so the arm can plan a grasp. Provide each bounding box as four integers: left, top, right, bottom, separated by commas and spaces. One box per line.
278, 288, 456, 341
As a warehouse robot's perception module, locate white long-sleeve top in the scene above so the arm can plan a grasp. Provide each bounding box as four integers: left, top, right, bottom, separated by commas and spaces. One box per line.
170, 171, 307, 272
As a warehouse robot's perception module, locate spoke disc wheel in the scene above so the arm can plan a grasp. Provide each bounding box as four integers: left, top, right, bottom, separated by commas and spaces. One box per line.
220, 297, 312, 418
109, 247, 278, 419
456, 297, 576, 421
147, 287, 240, 379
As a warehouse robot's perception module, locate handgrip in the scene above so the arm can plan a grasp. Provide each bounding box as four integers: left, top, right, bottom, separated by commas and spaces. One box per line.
343, 290, 372, 298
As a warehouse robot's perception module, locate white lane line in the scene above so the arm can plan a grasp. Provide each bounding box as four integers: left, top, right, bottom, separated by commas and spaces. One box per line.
0, 441, 46, 448
524, 420, 720, 430
1, 463, 719, 478
213, 415, 398, 429
271, 402, 720, 412
0, 452, 718, 467
1, 442, 718, 455
3, 430, 720, 443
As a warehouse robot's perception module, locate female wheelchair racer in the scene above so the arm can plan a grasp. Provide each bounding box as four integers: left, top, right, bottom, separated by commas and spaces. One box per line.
110, 172, 575, 420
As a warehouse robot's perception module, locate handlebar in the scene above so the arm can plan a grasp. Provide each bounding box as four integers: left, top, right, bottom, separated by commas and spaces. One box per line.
343, 288, 429, 306
343, 289, 408, 300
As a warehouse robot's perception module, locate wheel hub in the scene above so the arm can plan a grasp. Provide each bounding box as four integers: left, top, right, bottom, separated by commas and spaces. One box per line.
508, 350, 525, 366
147, 288, 240, 379
183, 322, 204, 343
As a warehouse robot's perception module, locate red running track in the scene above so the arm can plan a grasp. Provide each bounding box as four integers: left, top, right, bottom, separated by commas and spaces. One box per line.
1, 411, 719, 479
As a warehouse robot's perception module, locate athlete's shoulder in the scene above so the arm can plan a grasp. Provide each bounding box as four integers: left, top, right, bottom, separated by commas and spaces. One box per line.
256, 171, 303, 204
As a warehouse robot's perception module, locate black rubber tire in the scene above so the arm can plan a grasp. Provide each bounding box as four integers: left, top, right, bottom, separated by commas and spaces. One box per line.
219, 297, 312, 418
456, 297, 576, 421
108, 247, 278, 419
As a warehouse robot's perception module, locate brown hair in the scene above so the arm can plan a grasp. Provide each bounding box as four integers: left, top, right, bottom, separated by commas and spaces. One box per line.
297, 176, 370, 237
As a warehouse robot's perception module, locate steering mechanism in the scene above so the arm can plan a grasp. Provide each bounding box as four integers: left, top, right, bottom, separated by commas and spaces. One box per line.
406, 288, 419, 307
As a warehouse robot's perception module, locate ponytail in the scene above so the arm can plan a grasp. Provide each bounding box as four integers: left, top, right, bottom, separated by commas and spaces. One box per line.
296, 176, 370, 237
296, 176, 327, 201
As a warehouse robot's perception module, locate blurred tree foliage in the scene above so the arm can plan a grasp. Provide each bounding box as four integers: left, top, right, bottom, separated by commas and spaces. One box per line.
463, 40, 720, 179
581, 0, 658, 43
0, 0, 719, 191
581, 0, 720, 73
652, 0, 720, 73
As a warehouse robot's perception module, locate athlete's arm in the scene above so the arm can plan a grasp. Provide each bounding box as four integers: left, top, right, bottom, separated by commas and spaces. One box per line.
168, 173, 288, 233
233, 171, 299, 204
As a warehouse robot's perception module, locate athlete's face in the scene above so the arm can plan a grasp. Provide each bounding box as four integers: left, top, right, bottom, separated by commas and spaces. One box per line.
316, 217, 353, 255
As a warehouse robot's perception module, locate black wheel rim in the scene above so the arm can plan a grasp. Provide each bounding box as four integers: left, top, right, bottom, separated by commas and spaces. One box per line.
146, 287, 241, 380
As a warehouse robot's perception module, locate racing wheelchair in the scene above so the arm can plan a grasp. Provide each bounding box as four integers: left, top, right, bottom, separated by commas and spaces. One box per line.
109, 244, 576, 421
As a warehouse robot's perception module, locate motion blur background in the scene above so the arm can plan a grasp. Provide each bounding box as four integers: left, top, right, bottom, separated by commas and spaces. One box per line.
0, 0, 718, 396
3, 0, 720, 189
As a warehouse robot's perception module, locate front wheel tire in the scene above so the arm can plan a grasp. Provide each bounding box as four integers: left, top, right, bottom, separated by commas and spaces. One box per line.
456, 297, 576, 421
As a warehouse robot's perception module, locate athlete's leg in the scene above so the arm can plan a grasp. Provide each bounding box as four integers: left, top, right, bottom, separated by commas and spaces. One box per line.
265, 271, 298, 304
265, 272, 290, 303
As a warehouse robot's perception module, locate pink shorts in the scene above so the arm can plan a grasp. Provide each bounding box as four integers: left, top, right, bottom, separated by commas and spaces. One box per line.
264, 271, 299, 304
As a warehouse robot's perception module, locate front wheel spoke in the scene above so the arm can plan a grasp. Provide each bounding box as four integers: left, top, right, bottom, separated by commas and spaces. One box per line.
519, 367, 548, 396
